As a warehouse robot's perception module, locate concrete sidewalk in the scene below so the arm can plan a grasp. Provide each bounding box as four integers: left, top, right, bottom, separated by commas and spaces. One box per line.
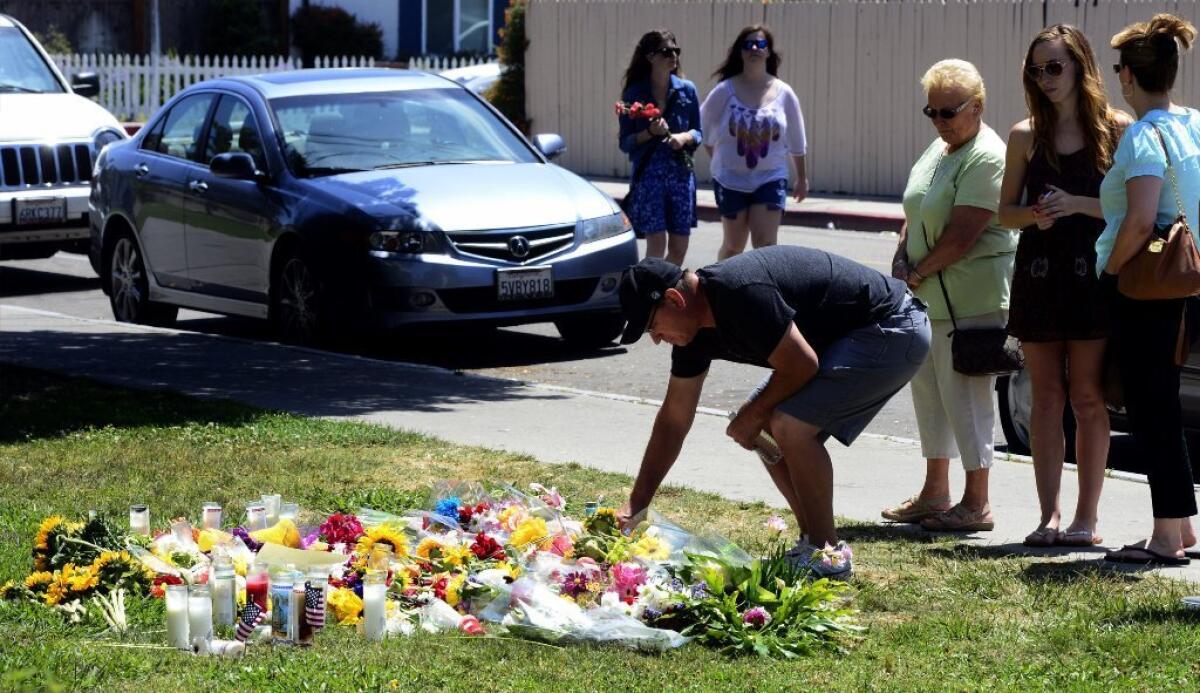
587, 177, 905, 234
1, 304, 1194, 581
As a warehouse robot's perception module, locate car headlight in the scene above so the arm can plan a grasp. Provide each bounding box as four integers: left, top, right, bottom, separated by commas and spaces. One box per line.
369, 230, 435, 253
92, 127, 125, 153
579, 213, 630, 243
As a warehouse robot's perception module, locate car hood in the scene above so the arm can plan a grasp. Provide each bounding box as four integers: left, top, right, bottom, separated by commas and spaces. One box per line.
310, 162, 617, 231
0, 94, 122, 141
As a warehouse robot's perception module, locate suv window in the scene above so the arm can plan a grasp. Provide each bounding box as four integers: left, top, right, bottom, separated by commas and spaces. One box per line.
203, 95, 266, 171
147, 94, 216, 161
0, 27, 64, 93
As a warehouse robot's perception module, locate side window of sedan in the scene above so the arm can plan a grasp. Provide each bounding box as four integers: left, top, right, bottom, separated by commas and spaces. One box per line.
204, 95, 267, 171
154, 93, 216, 161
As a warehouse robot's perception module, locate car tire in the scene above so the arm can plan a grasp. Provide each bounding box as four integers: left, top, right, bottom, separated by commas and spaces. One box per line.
554, 313, 625, 348
107, 233, 178, 327
270, 246, 328, 345
996, 369, 1076, 462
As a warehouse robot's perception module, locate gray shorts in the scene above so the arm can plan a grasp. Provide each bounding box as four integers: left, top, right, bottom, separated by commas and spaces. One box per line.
750, 295, 931, 447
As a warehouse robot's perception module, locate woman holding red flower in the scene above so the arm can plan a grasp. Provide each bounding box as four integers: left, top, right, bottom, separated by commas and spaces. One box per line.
618, 30, 703, 265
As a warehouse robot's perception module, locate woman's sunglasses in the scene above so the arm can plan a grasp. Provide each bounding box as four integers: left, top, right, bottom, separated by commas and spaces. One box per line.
1025, 59, 1068, 81
652, 46, 681, 58
1112, 63, 1124, 73
742, 38, 769, 51
922, 100, 970, 120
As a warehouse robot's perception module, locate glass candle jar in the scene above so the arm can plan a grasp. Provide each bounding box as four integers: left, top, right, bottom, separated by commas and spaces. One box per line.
210, 553, 237, 627
201, 503, 222, 530
188, 583, 213, 645
278, 502, 299, 524
269, 565, 295, 643
245, 502, 267, 531
245, 561, 269, 611
129, 504, 150, 536
261, 494, 282, 526
165, 584, 190, 649
362, 571, 387, 642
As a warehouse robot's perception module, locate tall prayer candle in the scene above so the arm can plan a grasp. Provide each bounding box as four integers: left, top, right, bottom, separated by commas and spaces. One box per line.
362, 572, 387, 642
129, 504, 150, 536
188, 583, 213, 645
201, 503, 222, 530
166, 584, 190, 649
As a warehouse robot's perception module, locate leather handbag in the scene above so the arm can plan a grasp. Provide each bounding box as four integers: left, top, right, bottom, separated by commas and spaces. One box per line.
1118, 123, 1200, 301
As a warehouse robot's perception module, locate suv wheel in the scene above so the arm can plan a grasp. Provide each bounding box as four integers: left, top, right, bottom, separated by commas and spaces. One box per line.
108, 234, 177, 326
554, 313, 625, 349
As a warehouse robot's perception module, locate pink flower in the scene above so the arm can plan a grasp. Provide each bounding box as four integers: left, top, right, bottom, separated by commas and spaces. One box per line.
547, 534, 574, 557
743, 606, 772, 629
609, 562, 646, 605
764, 516, 787, 535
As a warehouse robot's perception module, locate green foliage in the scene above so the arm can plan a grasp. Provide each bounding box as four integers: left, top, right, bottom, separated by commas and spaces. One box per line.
33, 25, 72, 55
51, 515, 124, 569
203, 0, 278, 57
291, 5, 383, 67
308, 487, 425, 516
486, 1, 529, 133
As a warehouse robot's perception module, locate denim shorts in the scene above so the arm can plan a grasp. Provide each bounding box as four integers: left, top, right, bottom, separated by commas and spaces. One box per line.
712, 178, 789, 219
749, 295, 931, 446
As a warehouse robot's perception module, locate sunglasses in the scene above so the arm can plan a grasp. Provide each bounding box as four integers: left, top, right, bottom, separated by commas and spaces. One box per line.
652, 46, 681, 58
1025, 59, 1067, 80
742, 38, 769, 51
1112, 63, 1124, 73
922, 100, 971, 120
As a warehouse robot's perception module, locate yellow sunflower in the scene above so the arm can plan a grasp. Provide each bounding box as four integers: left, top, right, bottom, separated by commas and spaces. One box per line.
23, 571, 54, 593
355, 524, 410, 559
66, 564, 99, 594
327, 587, 363, 625
631, 533, 670, 561
509, 517, 549, 550
444, 572, 467, 607
415, 537, 444, 563
442, 543, 472, 567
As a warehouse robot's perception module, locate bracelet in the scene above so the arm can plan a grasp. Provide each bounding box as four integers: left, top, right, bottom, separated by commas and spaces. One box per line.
909, 268, 925, 282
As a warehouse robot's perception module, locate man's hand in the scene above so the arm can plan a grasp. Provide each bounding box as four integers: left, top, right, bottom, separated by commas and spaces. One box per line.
726, 405, 769, 451
616, 501, 640, 531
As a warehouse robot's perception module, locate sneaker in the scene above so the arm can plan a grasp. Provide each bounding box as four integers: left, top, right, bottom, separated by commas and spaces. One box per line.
807, 542, 854, 581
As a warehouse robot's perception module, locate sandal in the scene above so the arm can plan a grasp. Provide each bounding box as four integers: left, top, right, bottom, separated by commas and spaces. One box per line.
1057, 529, 1104, 547
1023, 526, 1058, 547
920, 503, 995, 532
881, 495, 952, 523
1104, 543, 1190, 566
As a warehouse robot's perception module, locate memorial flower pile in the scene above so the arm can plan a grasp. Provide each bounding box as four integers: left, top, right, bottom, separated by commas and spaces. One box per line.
1, 482, 859, 658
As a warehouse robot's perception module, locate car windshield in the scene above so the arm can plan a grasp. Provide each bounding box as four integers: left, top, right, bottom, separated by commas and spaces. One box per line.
0, 27, 65, 93
270, 88, 537, 177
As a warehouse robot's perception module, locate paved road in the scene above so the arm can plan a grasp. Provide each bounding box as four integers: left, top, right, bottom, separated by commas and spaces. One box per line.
0, 222, 939, 443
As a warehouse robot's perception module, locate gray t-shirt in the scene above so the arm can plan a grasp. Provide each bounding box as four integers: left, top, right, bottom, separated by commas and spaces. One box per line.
671, 246, 907, 378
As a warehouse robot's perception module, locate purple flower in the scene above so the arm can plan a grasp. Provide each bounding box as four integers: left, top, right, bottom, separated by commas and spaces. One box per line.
643, 606, 662, 622
300, 531, 321, 549
689, 582, 710, 600
231, 527, 262, 552
743, 606, 772, 629
561, 571, 591, 598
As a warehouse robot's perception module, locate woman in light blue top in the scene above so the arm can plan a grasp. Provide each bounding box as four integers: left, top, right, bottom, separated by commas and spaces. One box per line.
1098, 14, 1200, 566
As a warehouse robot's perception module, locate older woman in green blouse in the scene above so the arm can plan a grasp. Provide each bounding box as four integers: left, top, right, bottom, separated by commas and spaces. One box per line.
884, 59, 1018, 532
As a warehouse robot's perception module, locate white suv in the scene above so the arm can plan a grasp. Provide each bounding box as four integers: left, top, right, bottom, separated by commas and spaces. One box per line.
0, 14, 125, 264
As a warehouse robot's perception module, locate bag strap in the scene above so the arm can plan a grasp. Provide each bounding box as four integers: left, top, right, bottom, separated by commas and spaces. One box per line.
1149, 122, 1188, 226
628, 89, 681, 186
918, 153, 960, 331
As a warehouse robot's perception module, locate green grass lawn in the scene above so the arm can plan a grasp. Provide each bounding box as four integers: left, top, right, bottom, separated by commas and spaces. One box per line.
1, 365, 1199, 691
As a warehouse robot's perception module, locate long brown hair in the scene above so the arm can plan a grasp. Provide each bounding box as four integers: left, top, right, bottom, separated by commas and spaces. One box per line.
1112, 13, 1196, 93
622, 30, 682, 93
1022, 24, 1120, 173
712, 25, 779, 82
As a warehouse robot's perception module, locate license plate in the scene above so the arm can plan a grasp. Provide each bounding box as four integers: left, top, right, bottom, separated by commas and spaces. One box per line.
496, 267, 553, 301
14, 197, 67, 226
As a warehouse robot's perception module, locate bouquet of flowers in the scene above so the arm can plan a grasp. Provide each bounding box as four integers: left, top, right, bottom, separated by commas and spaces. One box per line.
613, 100, 662, 120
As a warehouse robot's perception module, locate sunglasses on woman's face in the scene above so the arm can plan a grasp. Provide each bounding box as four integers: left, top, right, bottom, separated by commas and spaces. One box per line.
652, 46, 681, 58
742, 38, 769, 51
1112, 63, 1124, 74
922, 100, 970, 120
1025, 59, 1067, 80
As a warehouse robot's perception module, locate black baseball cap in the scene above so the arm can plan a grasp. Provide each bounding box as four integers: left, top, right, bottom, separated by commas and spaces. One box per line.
618, 257, 684, 344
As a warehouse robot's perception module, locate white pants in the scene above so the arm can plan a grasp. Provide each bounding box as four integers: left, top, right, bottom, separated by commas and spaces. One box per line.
910, 311, 1007, 471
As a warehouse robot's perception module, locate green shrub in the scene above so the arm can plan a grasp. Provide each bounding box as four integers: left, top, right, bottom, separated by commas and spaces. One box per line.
34, 25, 72, 55
203, 0, 278, 57
486, 1, 529, 134
291, 5, 383, 67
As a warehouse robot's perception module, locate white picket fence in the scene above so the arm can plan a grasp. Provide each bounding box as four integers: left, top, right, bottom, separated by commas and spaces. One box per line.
50, 54, 377, 121
408, 55, 497, 73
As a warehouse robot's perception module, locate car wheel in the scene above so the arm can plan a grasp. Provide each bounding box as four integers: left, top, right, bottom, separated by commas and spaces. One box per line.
271, 248, 326, 344
554, 313, 625, 348
107, 234, 177, 326
996, 369, 1076, 461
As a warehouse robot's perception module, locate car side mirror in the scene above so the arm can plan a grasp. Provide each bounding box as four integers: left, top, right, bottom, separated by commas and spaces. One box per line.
533, 133, 566, 160
72, 72, 99, 98
210, 152, 262, 180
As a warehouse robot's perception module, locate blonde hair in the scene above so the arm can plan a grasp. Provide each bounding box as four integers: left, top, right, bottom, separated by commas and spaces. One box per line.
921, 59, 986, 108
1112, 13, 1196, 93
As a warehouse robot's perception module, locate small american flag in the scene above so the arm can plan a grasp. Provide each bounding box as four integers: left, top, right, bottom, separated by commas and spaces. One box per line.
305, 582, 325, 630
235, 602, 264, 643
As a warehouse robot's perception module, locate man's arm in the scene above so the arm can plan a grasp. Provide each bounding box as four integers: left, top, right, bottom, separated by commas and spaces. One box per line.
726, 323, 819, 449
619, 371, 707, 527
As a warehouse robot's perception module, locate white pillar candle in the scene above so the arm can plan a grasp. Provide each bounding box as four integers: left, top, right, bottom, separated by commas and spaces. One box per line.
362, 580, 387, 642
211, 571, 236, 627
188, 584, 213, 645
165, 585, 190, 649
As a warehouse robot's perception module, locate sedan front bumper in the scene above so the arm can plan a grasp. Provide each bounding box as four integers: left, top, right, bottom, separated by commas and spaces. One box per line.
360, 231, 637, 329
